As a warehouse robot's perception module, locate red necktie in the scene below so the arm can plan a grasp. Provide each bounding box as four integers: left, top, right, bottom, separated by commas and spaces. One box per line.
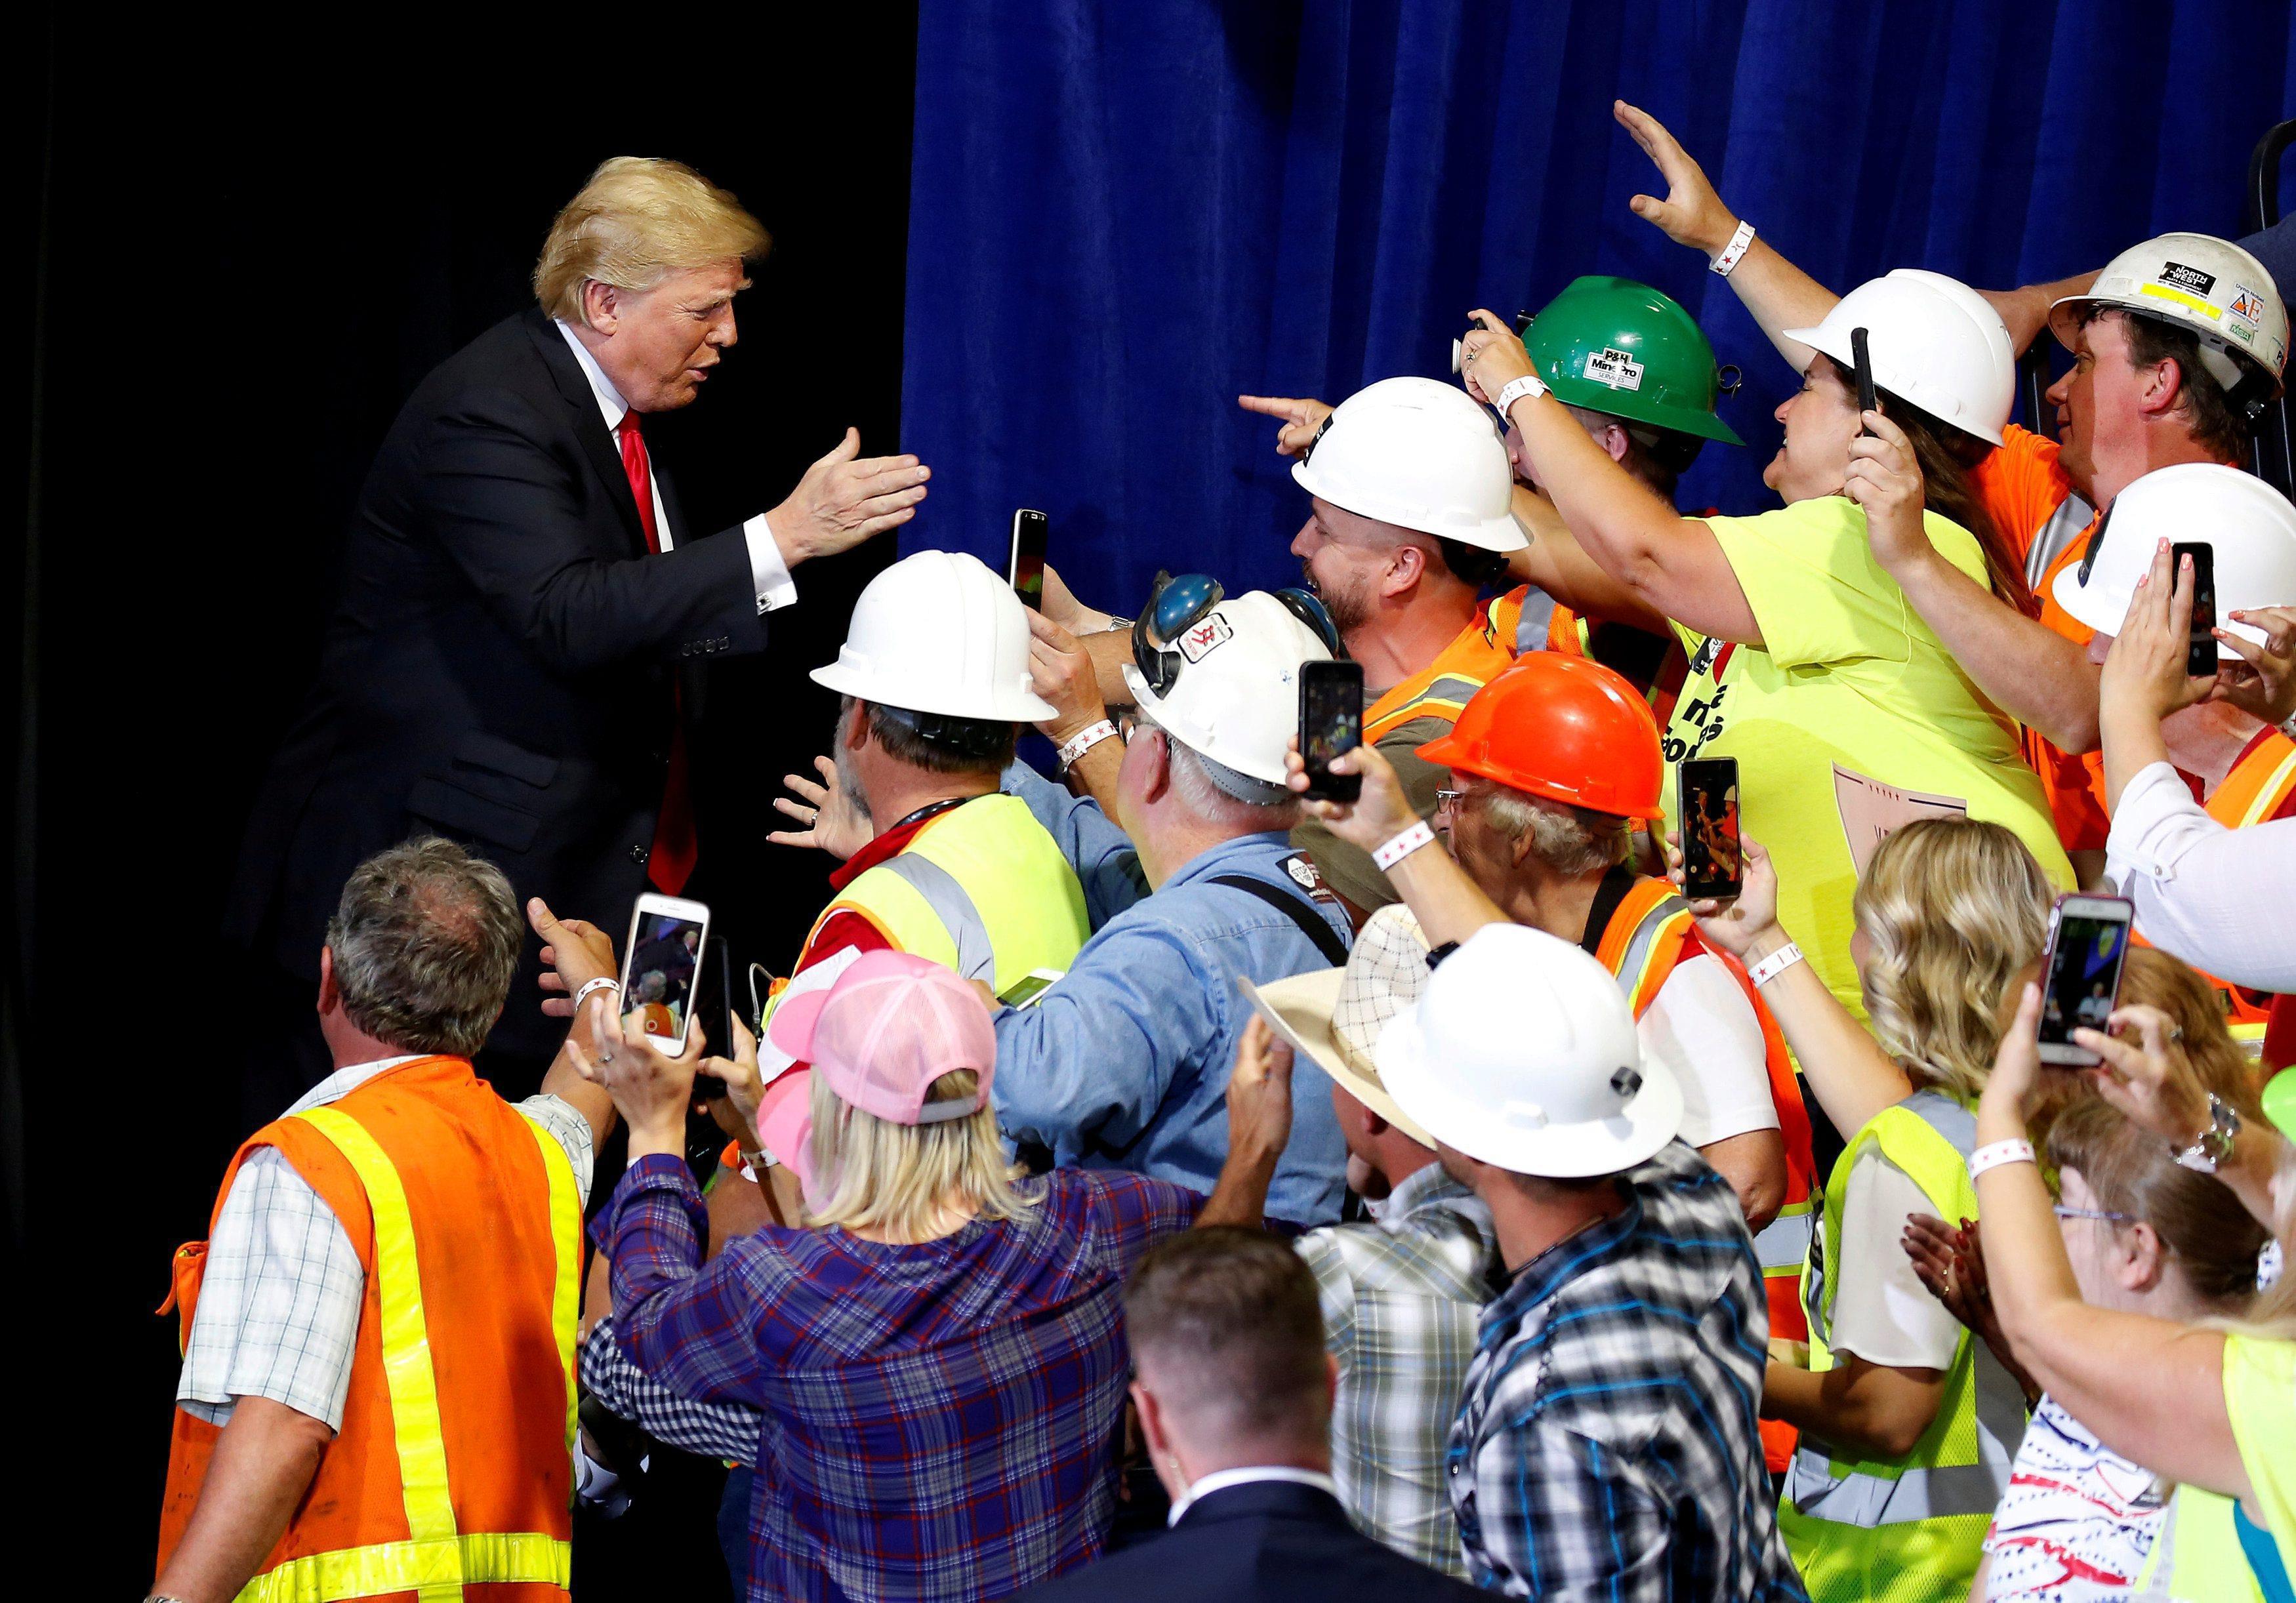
619, 413, 697, 892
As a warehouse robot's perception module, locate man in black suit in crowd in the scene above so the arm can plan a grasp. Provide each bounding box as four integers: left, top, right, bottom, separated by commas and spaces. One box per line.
224, 157, 928, 1110
1018, 1229, 1484, 1603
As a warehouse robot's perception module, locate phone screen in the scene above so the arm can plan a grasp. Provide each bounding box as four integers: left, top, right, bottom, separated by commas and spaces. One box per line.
996, 969, 1063, 1008
693, 935, 736, 1099
621, 907, 707, 1050
1299, 660, 1364, 802
2174, 541, 2217, 678
1010, 510, 1049, 611
1678, 758, 1743, 899
1851, 325, 1877, 437
2038, 900, 2133, 1059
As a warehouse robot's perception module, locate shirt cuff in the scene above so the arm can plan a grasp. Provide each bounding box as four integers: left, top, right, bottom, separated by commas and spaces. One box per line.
2104, 760, 2217, 882
742, 514, 799, 615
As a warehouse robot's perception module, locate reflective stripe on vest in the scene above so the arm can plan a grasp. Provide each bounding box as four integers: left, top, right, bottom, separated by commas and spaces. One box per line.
2209, 735, 2296, 830
1757, 1200, 1814, 1275
1364, 674, 1490, 742
519, 1110, 583, 1471
871, 852, 997, 980
278, 1106, 575, 1603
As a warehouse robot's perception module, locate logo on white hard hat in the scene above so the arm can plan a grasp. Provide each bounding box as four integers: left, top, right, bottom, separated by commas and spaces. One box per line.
1583, 346, 1646, 392
2158, 262, 2219, 297
1176, 613, 1233, 662
2230, 288, 2266, 336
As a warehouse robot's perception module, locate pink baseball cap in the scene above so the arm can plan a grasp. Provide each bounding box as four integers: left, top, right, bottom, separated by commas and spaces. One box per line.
763, 950, 995, 1126
751, 1071, 815, 1194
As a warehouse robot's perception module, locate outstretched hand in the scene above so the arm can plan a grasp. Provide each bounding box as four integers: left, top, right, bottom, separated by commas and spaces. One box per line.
531, 897, 617, 1020
2214, 604, 2296, 727
767, 428, 931, 567
1615, 100, 1737, 256
767, 755, 872, 859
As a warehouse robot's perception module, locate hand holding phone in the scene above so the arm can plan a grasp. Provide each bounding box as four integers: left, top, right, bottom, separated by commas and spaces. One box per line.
2172, 541, 2217, 679
1010, 510, 1049, 611
619, 893, 711, 1057
2036, 893, 2133, 1066
1298, 660, 1364, 802
1677, 758, 1743, 900
1851, 326, 1878, 438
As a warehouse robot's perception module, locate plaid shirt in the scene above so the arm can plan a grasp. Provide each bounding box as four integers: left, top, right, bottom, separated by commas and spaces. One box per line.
1447, 1141, 1807, 1603
1296, 1163, 1498, 1576
598, 1153, 1199, 1602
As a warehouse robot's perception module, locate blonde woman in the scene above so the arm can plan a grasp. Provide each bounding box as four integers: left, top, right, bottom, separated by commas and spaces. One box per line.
1977, 958, 2296, 1600
1679, 817, 2051, 1603
569, 950, 1297, 1602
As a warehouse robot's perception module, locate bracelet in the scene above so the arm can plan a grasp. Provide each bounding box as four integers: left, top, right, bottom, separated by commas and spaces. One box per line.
572, 977, 621, 1013
1494, 373, 1548, 415
1372, 819, 1437, 872
1967, 1139, 2036, 1180
1057, 720, 1118, 771
1710, 219, 1756, 277
1746, 941, 1804, 987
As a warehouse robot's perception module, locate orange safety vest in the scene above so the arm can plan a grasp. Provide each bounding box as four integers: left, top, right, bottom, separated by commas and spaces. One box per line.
1589, 876, 1818, 1475
1362, 592, 1524, 744
2199, 731, 2296, 1056
156, 1056, 583, 1603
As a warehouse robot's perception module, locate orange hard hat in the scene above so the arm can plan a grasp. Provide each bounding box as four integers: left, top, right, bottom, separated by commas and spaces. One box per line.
1416, 651, 1666, 821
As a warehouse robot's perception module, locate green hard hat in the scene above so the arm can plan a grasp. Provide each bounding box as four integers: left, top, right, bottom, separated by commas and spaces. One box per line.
1522, 275, 1743, 447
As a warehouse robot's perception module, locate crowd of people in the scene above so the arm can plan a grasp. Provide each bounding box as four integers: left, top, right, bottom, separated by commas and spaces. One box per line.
153, 102, 2296, 1603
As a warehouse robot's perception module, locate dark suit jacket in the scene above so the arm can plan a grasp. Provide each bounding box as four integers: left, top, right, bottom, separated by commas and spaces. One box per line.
225, 308, 768, 1059
1015, 1480, 1488, 1603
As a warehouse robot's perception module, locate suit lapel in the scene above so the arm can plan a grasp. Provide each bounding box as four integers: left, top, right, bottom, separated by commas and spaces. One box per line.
522, 309, 647, 553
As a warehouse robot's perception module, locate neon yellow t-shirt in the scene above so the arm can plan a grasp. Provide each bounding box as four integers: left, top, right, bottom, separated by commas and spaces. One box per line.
2227, 1332, 2296, 1576
1664, 496, 2074, 1026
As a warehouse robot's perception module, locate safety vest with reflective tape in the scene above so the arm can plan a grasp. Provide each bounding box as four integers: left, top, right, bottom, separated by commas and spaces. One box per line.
797, 793, 1092, 990
2137, 1486, 2274, 1602
1361, 592, 1523, 744
157, 1056, 582, 1603
1587, 875, 1819, 1473
1781, 1089, 2026, 1603
2180, 732, 2296, 1053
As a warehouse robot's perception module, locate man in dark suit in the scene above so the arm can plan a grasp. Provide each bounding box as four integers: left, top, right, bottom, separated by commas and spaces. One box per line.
225, 157, 928, 1110
1018, 1229, 1484, 1603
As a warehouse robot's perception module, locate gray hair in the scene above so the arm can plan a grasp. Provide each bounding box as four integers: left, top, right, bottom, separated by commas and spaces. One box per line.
1136, 706, 1299, 826
1477, 783, 1631, 878
324, 837, 523, 1057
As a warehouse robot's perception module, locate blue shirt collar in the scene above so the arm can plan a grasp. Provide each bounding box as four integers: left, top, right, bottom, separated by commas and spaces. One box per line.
1157, 830, 1297, 890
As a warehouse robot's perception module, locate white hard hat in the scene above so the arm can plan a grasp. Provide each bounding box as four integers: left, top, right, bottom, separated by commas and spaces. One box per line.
2049, 233, 2287, 405
1783, 269, 2015, 446
2049, 462, 2296, 655
811, 549, 1057, 722
1374, 923, 1681, 1177
1290, 376, 1527, 552
1122, 588, 1331, 789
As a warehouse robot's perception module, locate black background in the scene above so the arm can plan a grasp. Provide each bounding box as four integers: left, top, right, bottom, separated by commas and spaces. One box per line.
7, 12, 918, 1589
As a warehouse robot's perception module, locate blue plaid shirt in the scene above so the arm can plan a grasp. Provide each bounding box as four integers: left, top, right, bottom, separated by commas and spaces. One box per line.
597, 1154, 1199, 1602
1446, 1141, 1807, 1603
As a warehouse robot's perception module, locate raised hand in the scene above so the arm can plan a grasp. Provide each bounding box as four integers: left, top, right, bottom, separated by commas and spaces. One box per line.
2213, 604, 2296, 726
1026, 608, 1109, 743
1615, 100, 1738, 256
1237, 394, 1334, 458
2073, 1003, 2209, 1146
2100, 540, 2217, 724
1845, 409, 1930, 574
1458, 310, 1535, 407
766, 754, 872, 860
1225, 1014, 1297, 1169
531, 897, 617, 1019
766, 428, 932, 567
1282, 736, 1418, 851
1664, 832, 1781, 958
565, 995, 706, 1151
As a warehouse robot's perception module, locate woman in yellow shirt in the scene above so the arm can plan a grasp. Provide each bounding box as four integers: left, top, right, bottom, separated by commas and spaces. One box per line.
1460, 277, 2072, 1030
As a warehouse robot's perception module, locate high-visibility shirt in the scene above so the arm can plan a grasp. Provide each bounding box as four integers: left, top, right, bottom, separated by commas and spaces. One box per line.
1582, 874, 1818, 1476
157, 1055, 583, 1603
1781, 1089, 2026, 1603
2135, 1333, 2296, 1600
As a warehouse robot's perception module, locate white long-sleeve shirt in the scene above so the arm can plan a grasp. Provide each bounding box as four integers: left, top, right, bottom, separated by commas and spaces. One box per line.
2104, 760, 2296, 991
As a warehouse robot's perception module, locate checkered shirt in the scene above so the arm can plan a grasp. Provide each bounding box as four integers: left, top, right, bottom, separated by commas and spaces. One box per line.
1296, 1162, 1499, 1577
596, 1153, 1199, 1602
1446, 1139, 1807, 1603
177, 1057, 592, 1429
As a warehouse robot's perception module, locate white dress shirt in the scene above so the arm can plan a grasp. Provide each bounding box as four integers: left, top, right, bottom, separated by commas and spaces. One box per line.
1168, 1465, 1342, 1526
2105, 759, 2296, 992
553, 319, 797, 615
177, 1057, 594, 1430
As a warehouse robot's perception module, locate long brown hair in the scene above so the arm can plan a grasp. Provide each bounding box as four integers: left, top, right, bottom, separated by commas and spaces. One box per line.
1821, 354, 2038, 619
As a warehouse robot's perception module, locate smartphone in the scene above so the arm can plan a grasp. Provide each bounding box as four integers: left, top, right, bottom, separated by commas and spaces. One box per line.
1677, 758, 1744, 900
1009, 509, 1049, 611
618, 893, 710, 1056
2036, 893, 2135, 1066
996, 967, 1065, 1007
1298, 659, 1364, 802
1851, 325, 1877, 437
2173, 540, 2217, 678
691, 935, 737, 1101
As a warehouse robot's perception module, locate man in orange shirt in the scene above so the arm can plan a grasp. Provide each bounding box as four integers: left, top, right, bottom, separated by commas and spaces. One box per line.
1616, 100, 2288, 883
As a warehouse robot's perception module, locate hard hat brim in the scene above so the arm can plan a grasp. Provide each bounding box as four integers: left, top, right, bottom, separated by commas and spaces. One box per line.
1782, 322, 2007, 447
2048, 558, 2265, 658
809, 660, 1058, 725
1372, 1005, 1683, 1177
1241, 971, 1437, 1149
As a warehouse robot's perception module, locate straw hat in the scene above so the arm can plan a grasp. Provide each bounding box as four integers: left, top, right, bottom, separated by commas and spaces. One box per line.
1240, 903, 1435, 1147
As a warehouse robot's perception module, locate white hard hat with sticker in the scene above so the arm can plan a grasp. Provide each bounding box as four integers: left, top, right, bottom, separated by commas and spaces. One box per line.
2049, 233, 2287, 407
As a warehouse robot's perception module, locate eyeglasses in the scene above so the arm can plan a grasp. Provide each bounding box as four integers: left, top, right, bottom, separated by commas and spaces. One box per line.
1435, 788, 1466, 817
2052, 1204, 2133, 1224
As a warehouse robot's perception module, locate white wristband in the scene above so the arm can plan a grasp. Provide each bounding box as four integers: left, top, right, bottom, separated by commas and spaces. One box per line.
1372, 819, 1437, 872
1494, 373, 1548, 415
1057, 720, 1118, 770
1967, 1139, 2036, 1180
1746, 941, 1803, 987
572, 977, 621, 1013
1710, 219, 1756, 277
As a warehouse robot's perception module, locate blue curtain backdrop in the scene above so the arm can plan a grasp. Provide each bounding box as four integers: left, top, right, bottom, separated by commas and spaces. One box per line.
900, 0, 2296, 603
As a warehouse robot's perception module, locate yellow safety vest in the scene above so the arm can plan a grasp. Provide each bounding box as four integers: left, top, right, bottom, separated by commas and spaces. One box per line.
2139, 1486, 2272, 1602
1780, 1089, 2027, 1603
795, 793, 1091, 992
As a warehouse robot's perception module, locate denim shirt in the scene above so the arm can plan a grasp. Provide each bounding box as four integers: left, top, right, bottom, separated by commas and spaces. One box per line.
994, 767, 1354, 1225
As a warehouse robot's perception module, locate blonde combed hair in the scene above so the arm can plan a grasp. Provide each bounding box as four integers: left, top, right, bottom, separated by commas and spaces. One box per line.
804, 1067, 1035, 1240
1855, 817, 2051, 1101
533, 157, 770, 325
